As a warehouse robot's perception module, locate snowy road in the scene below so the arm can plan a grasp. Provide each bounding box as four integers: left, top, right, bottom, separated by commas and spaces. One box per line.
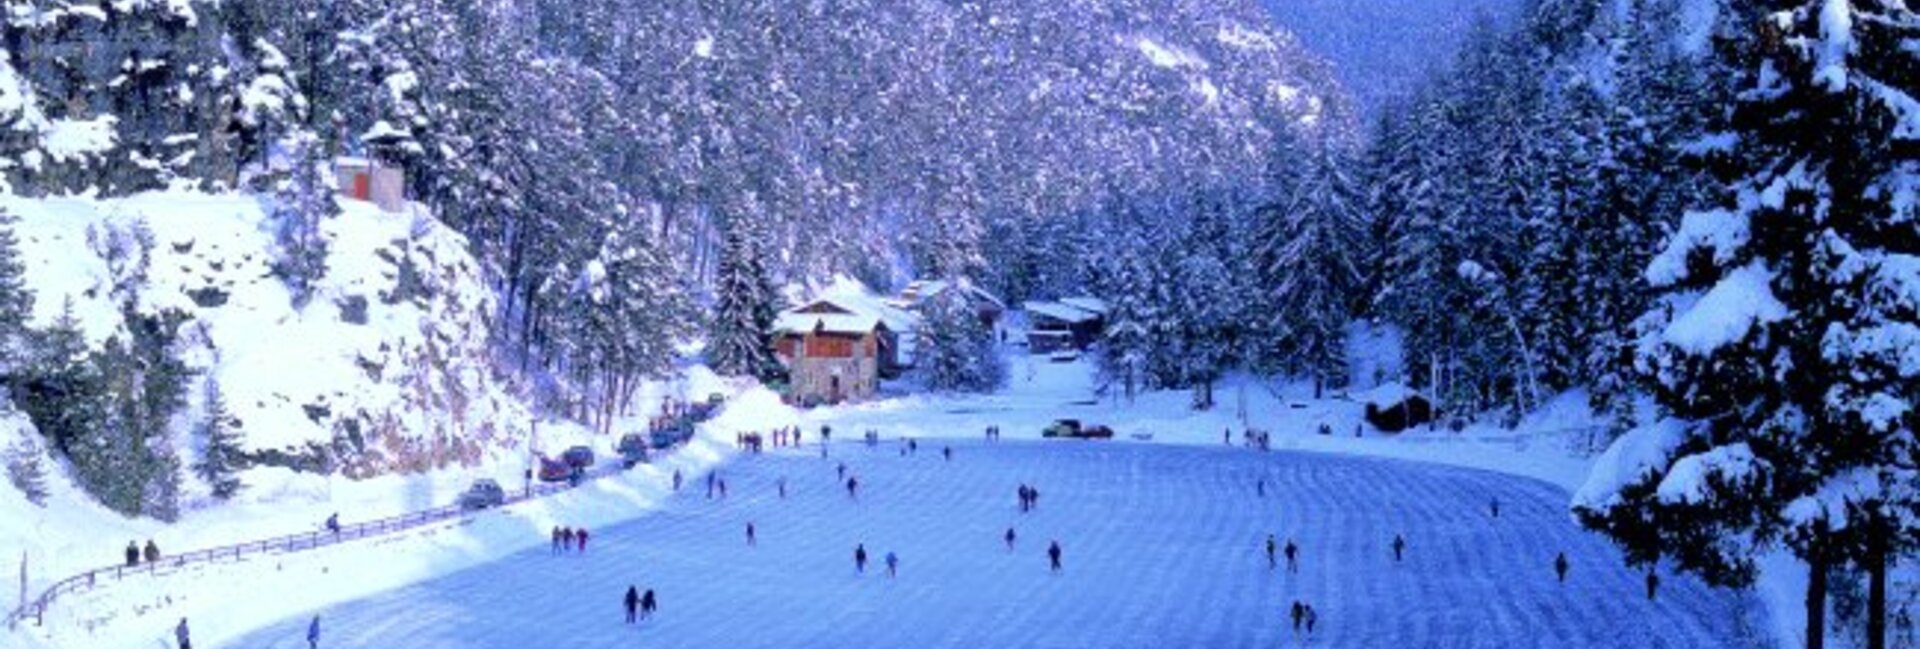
226, 442, 1761, 648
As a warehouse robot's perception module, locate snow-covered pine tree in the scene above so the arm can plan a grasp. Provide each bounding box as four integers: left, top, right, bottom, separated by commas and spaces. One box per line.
1576, 4, 1920, 648
271, 132, 337, 307
1096, 222, 1155, 403
1173, 252, 1234, 409
708, 215, 781, 381
12, 299, 103, 461
914, 283, 1005, 393
193, 379, 244, 500
0, 208, 31, 375
3, 426, 48, 507
1261, 141, 1362, 398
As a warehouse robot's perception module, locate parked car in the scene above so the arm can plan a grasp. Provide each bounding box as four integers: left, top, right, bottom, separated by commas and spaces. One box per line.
1048, 349, 1080, 363
616, 434, 650, 468
562, 445, 596, 469
537, 457, 577, 483
459, 479, 506, 510
1042, 419, 1114, 439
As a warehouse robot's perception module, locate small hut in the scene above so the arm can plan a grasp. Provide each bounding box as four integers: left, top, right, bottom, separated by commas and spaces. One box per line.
1358, 383, 1435, 433
333, 157, 407, 212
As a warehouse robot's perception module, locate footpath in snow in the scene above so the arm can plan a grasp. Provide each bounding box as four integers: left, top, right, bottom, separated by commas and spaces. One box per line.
227, 441, 1765, 649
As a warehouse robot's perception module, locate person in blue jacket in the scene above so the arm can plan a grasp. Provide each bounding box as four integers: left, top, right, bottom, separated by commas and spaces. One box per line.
307, 614, 321, 648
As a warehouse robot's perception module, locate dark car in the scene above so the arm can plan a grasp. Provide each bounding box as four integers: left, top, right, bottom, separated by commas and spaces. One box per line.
616, 434, 649, 468
459, 479, 507, 510
1043, 419, 1113, 439
562, 446, 596, 469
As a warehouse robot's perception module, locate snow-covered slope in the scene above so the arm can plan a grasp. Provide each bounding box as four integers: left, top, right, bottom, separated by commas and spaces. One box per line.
8, 192, 531, 479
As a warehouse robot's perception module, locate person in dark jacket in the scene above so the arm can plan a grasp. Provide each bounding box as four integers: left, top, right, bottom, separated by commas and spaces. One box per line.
325, 513, 340, 535
855, 544, 869, 574
1304, 605, 1318, 635
125, 541, 140, 567
747, 522, 757, 546
1490, 497, 1502, 518
307, 614, 321, 649
672, 469, 682, 492
1646, 571, 1660, 601
846, 476, 859, 499
175, 617, 191, 649
1047, 541, 1063, 573
1555, 552, 1570, 583
885, 551, 899, 578
144, 540, 161, 564
1290, 601, 1304, 632
640, 589, 657, 619
1266, 534, 1278, 570
1284, 539, 1299, 573
1392, 534, 1406, 563
577, 528, 590, 553
624, 586, 640, 624
1005, 527, 1017, 551
551, 526, 563, 554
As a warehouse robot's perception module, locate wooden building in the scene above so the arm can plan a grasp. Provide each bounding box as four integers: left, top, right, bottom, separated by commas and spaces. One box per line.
334, 157, 407, 213
772, 298, 903, 405
1023, 298, 1106, 352
894, 279, 1006, 327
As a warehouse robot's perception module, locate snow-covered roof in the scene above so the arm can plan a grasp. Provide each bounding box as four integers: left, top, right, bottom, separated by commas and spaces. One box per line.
1355, 382, 1426, 409
775, 279, 918, 336
1024, 301, 1097, 325
899, 279, 1006, 310
1058, 297, 1110, 316
773, 310, 885, 336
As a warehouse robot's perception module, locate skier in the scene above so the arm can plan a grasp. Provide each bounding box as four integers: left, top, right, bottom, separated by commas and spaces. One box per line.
672, 469, 682, 492
577, 528, 590, 553
1554, 553, 1570, 583
855, 544, 869, 574
325, 513, 340, 535
1645, 571, 1660, 601
885, 551, 899, 578
1005, 527, 1017, 551
125, 541, 139, 567
307, 614, 321, 649
846, 476, 859, 499
1289, 601, 1304, 632
624, 586, 640, 624
1284, 539, 1299, 573
176, 617, 191, 649
747, 522, 757, 546
145, 539, 161, 564
1266, 534, 1278, 570
640, 589, 657, 619
1392, 534, 1406, 563
1048, 540, 1063, 573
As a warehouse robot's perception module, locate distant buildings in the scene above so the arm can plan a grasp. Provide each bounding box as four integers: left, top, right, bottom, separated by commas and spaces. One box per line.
1022, 297, 1107, 352
333, 157, 406, 212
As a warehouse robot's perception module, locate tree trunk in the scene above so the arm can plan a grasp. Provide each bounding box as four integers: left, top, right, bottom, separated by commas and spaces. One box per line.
1808, 552, 1829, 649
1870, 533, 1888, 649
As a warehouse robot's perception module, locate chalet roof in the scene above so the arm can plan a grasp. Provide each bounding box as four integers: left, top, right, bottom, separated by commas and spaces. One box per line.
1355, 382, 1427, 409
1024, 300, 1098, 325
1058, 297, 1110, 316
899, 279, 1006, 310
773, 310, 885, 336
774, 287, 917, 336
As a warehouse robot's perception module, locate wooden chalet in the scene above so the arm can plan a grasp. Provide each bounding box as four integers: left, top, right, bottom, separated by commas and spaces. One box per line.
772, 298, 905, 405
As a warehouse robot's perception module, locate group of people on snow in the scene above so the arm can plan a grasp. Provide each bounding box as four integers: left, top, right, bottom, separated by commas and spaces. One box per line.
622, 585, 659, 624
551, 526, 591, 554
124, 539, 162, 567
1016, 484, 1041, 512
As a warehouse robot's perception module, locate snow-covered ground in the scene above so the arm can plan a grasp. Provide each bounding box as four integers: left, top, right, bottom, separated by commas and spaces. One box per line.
7, 352, 1781, 648
224, 441, 1765, 648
